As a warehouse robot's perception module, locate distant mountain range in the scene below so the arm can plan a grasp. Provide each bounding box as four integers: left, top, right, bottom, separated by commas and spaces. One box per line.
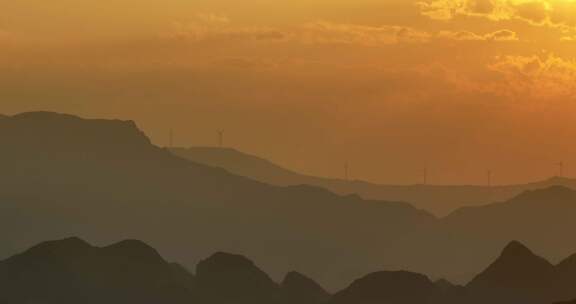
171, 147, 576, 216
2, 237, 575, 304
2, 112, 576, 290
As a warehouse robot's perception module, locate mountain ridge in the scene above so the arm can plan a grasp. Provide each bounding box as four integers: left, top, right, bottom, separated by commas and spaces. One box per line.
171, 146, 576, 216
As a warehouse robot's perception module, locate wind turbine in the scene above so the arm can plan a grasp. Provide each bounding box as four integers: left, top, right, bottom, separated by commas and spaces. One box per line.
217, 130, 224, 147
557, 162, 565, 178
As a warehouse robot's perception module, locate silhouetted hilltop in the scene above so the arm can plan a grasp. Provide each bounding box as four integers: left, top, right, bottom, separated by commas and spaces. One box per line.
329, 271, 440, 304
466, 241, 557, 304
0, 237, 196, 304
23, 236, 93, 255
0, 111, 161, 161
196, 252, 282, 304
171, 147, 576, 216
281, 271, 330, 304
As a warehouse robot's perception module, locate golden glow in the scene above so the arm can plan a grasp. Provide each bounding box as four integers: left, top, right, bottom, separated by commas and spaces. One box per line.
3, 0, 576, 184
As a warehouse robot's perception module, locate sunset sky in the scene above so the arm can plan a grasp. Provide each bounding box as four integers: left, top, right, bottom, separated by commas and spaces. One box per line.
3, 0, 576, 185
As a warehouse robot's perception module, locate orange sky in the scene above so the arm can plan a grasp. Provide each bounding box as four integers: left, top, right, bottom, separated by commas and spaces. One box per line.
3, 0, 576, 185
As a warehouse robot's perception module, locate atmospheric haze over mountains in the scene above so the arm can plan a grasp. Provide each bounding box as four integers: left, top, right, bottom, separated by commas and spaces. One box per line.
0, 112, 576, 304
6, 0, 576, 301
2, 111, 576, 296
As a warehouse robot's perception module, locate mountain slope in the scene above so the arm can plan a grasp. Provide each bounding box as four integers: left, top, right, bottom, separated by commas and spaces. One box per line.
171, 147, 576, 216
0, 111, 438, 290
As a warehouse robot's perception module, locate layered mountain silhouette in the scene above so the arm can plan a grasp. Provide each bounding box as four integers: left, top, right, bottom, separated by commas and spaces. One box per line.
0, 237, 327, 304
172, 147, 576, 216
4, 237, 576, 304
0, 111, 437, 289
2, 112, 576, 289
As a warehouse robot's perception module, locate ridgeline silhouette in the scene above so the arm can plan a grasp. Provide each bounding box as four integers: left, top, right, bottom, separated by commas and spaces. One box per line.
2, 112, 576, 289
1, 237, 576, 304
171, 147, 576, 216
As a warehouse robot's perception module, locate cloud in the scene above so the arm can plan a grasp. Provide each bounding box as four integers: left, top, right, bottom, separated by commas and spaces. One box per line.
169, 15, 520, 48
170, 14, 288, 43
419, 0, 576, 30
437, 29, 518, 41
488, 29, 520, 40
400, 52, 576, 105
170, 17, 432, 46
297, 22, 518, 45
299, 21, 431, 46
514, 1, 549, 25
487, 54, 576, 98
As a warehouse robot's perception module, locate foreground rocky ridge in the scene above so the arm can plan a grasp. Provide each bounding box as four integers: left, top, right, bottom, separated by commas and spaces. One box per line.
1, 238, 575, 304
0, 237, 327, 304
